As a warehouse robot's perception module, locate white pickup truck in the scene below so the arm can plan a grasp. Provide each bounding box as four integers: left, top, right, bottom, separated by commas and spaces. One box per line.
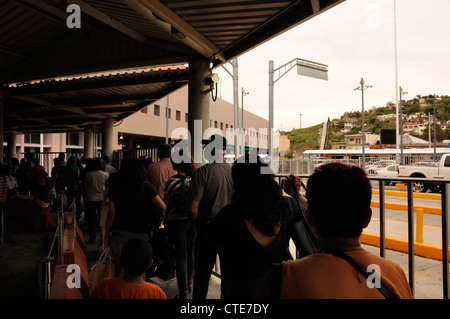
397, 155, 449, 192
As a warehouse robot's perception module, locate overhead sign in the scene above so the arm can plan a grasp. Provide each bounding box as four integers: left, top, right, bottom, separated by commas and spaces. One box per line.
297, 61, 328, 81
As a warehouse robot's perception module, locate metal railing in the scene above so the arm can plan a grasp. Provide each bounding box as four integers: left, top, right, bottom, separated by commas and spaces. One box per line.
275, 174, 450, 299
37, 195, 76, 299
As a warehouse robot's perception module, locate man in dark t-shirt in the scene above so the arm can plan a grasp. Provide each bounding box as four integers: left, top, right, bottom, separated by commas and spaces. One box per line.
188, 135, 233, 299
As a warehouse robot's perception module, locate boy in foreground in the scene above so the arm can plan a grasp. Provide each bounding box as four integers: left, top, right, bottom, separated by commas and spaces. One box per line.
89, 237, 167, 299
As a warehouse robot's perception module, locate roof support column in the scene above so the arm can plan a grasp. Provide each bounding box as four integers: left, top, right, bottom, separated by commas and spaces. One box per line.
188, 57, 211, 165
102, 119, 114, 160
84, 127, 94, 159
7, 133, 16, 163
0, 90, 5, 164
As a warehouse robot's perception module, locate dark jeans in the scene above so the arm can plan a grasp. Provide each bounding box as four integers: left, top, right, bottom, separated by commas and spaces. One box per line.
66, 188, 82, 220
166, 219, 196, 298
193, 225, 230, 299
86, 201, 102, 241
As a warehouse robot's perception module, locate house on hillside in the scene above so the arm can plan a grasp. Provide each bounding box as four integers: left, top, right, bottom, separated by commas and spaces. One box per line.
344, 133, 379, 150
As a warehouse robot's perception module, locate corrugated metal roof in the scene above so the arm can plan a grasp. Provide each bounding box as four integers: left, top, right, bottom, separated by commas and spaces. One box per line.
0, 0, 346, 133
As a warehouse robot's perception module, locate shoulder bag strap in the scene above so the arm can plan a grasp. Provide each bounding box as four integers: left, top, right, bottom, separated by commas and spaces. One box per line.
324, 249, 396, 299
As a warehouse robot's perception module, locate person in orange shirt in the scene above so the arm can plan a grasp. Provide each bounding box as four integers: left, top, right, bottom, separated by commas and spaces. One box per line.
89, 237, 167, 299
256, 162, 413, 299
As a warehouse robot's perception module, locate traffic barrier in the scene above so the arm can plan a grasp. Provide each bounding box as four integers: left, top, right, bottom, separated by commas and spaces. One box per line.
416, 208, 424, 243
50, 264, 84, 299
370, 201, 441, 215
5, 197, 56, 232
361, 232, 450, 261
62, 228, 89, 297
65, 210, 86, 253
373, 189, 441, 201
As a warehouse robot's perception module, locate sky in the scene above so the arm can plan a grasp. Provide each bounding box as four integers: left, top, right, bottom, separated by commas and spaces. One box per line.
214, 0, 450, 132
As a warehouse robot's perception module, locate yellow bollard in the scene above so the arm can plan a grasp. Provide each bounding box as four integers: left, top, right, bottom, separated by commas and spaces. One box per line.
416, 208, 424, 243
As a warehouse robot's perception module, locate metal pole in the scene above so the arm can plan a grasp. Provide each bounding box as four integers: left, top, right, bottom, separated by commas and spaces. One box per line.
378, 181, 386, 258
241, 87, 244, 155
165, 95, 169, 144
269, 60, 274, 158
37, 258, 53, 299
441, 183, 450, 299
400, 86, 404, 165
433, 95, 437, 161
394, 0, 399, 151
361, 78, 365, 171
232, 59, 240, 158
407, 181, 415, 297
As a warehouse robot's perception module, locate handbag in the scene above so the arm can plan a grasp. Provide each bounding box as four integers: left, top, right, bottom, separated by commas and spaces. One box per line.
99, 202, 109, 229
88, 247, 116, 293
288, 180, 318, 259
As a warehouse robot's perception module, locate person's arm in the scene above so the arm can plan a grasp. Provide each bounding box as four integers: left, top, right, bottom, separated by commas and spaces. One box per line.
151, 195, 166, 221
188, 200, 200, 222
187, 168, 204, 223
284, 174, 307, 207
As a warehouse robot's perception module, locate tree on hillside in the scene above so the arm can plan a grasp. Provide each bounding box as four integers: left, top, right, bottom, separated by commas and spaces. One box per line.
421, 124, 447, 143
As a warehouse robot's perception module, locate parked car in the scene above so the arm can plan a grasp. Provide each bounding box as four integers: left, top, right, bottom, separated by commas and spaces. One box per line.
366, 160, 396, 174
376, 164, 399, 185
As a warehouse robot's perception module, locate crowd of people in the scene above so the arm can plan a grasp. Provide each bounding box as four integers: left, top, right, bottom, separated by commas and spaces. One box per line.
1, 142, 414, 299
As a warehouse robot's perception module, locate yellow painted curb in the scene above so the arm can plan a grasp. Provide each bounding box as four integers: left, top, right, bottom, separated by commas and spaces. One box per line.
372, 189, 441, 201
370, 201, 441, 215
361, 232, 450, 261
395, 184, 407, 189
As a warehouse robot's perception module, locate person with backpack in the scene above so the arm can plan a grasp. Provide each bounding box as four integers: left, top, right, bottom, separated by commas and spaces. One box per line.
51, 157, 66, 212
163, 153, 196, 299
64, 156, 82, 221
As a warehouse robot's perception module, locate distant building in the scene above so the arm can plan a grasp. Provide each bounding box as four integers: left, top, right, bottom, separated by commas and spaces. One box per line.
344, 133, 379, 150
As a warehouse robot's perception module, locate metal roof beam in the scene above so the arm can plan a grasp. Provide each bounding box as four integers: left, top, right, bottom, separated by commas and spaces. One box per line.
67, 0, 190, 54
124, 0, 226, 62
310, 0, 321, 13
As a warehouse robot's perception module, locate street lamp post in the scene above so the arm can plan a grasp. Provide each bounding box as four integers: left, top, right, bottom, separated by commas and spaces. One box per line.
433, 94, 437, 161
399, 86, 408, 165
241, 87, 249, 155
221, 59, 240, 158
354, 78, 372, 171
268, 58, 328, 158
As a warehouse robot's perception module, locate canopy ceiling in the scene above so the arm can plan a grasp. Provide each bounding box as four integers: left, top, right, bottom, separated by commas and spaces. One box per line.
0, 0, 345, 133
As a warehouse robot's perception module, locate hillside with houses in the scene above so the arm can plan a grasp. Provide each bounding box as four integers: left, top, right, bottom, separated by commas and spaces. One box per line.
282, 95, 450, 156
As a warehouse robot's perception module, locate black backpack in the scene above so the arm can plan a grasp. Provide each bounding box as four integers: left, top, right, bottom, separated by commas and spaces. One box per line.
166, 176, 190, 218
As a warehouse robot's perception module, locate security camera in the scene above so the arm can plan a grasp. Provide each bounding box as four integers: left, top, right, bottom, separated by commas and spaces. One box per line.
204, 73, 219, 85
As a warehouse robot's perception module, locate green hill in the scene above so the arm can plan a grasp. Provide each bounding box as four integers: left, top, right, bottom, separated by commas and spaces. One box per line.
282, 95, 450, 154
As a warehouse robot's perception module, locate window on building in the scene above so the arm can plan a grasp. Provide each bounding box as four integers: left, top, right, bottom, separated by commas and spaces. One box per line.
154, 105, 160, 116
226, 124, 229, 129
185, 113, 189, 122
24, 134, 40, 144
220, 122, 223, 130
66, 133, 80, 146
214, 121, 218, 128
141, 106, 148, 114
176, 110, 181, 121
165, 108, 171, 119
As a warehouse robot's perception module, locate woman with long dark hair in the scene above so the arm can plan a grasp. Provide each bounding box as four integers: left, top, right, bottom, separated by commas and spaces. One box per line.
206, 154, 304, 298
104, 157, 166, 277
